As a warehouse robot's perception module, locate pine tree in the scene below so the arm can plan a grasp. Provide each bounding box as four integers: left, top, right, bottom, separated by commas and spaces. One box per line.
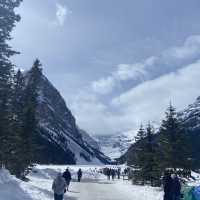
127, 124, 146, 166
135, 124, 146, 142
9, 70, 27, 177
134, 123, 161, 186
159, 104, 190, 170
0, 0, 22, 167
144, 123, 161, 185
134, 124, 146, 168
23, 59, 43, 166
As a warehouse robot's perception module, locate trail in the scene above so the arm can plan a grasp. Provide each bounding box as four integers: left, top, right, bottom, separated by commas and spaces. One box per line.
67, 179, 136, 200
22, 165, 163, 200
26, 177, 162, 200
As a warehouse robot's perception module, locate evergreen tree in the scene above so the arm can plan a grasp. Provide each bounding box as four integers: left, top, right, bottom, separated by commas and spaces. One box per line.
127, 124, 146, 166
135, 124, 146, 142
134, 123, 161, 186
133, 124, 146, 168
144, 123, 161, 185
159, 104, 190, 170
23, 59, 43, 166
0, 0, 22, 167
9, 70, 27, 177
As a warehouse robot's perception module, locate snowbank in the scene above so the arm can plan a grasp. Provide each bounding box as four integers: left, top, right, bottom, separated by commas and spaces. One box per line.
0, 169, 32, 200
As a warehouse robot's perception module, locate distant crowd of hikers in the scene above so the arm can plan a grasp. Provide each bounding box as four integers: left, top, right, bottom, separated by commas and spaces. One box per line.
104, 167, 121, 180
103, 167, 130, 180
52, 168, 82, 200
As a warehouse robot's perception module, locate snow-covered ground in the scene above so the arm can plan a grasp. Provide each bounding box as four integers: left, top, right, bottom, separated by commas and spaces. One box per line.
2, 165, 199, 200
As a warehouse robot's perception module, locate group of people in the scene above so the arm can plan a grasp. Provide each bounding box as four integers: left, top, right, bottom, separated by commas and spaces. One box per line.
163, 172, 182, 200
52, 167, 182, 200
104, 167, 121, 180
52, 168, 82, 200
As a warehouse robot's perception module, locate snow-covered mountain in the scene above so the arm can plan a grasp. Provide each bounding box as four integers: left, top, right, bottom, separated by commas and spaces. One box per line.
179, 96, 200, 131
28, 72, 111, 165
96, 130, 135, 160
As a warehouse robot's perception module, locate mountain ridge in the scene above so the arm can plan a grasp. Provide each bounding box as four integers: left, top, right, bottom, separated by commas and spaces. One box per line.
25, 71, 111, 165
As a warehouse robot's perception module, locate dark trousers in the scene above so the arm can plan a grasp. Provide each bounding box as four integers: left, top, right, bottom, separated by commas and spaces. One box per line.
54, 193, 63, 200
164, 194, 173, 200
172, 195, 180, 200
78, 176, 82, 182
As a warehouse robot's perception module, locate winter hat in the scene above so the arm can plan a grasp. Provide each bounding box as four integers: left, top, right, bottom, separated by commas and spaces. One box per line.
171, 174, 176, 179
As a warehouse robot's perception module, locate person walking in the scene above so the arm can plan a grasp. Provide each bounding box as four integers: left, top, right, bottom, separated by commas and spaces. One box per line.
63, 168, 72, 191
171, 174, 181, 200
107, 168, 111, 180
77, 168, 82, 182
117, 168, 121, 179
111, 169, 115, 180
163, 172, 173, 200
52, 172, 67, 200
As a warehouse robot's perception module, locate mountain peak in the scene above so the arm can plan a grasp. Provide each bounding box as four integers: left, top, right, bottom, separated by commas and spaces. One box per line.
25, 71, 111, 165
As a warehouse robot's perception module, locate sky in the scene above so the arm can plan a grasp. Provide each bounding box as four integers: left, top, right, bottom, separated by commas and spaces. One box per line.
11, 0, 200, 135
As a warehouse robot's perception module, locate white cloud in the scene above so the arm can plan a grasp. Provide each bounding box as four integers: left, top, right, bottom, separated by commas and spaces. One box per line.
69, 35, 200, 135
111, 60, 200, 126
91, 77, 115, 95
91, 63, 148, 95
114, 63, 147, 81
55, 3, 72, 26
72, 59, 200, 135
69, 91, 118, 135
75, 52, 199, 136
164, 35, 200, 60
91, 35, 200, 95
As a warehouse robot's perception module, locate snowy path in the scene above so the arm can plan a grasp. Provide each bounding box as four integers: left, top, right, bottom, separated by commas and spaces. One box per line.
22, 165, 163, 200
66, 179, 162, 200
25, 178, 163, 200
0, 165, 164, 200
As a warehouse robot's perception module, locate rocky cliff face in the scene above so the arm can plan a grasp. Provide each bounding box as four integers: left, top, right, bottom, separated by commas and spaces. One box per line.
29, 74, 110, 164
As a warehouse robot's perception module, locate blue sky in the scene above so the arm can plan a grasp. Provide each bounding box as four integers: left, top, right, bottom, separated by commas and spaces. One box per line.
11, 0, 200, 135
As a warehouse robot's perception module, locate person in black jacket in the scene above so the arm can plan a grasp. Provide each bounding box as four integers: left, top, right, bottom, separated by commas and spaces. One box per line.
63, 168, 72, 191
171, 174, 181, 200
163, 173, 173, 200
77, 169, 82, 182
117, 168, 121, 179
111, 169, 115, 180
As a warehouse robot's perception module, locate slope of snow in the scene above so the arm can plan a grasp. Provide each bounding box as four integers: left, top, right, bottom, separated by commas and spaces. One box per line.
0, 169, 33, 200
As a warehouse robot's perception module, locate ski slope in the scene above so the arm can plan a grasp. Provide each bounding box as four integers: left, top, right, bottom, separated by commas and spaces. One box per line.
0, 165, 164, 200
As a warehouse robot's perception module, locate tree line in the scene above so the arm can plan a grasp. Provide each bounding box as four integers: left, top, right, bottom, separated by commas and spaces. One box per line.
127, 104, 192, 186
0, 0, 43, 178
